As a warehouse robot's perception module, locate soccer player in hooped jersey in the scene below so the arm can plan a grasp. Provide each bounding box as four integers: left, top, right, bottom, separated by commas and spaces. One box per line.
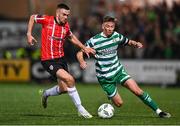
27, 3, 95, 118
77, 15, 171, 118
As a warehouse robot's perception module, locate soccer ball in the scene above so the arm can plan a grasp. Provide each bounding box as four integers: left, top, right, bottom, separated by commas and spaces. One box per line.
98, 103, 114, 118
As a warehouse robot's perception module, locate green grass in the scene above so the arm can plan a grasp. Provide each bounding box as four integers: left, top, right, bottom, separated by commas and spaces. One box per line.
0, 83, 180, 125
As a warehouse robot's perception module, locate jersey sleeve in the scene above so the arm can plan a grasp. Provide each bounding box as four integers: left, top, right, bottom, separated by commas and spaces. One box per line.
118, 33, 129, 46
85, 38, 94, 48
34, 15, 48, 25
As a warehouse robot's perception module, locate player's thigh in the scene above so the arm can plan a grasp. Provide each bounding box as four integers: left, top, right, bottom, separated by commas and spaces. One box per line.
98, 79, 117, 98
41, 58, 69, 81
123, 78, 143, 96
56, 69, 75, 87
111, 92, 123, 107
117, 67, 131, 85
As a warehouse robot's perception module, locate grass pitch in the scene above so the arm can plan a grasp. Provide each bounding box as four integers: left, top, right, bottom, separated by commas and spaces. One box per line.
0, 82, 180, 125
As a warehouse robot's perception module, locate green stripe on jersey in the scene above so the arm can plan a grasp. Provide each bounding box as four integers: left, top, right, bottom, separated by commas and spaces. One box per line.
96, 65, 123, 79
95, 57, 119, 69
94, 34, 119, 46
96, 55, 117, 61
96, 62, 121, 74
96, 42, 119, 50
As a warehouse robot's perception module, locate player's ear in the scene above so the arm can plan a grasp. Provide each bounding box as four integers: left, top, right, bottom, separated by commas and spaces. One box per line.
56, 9, 61, 15
56, 10, 58, 17
102, 23, 105, 30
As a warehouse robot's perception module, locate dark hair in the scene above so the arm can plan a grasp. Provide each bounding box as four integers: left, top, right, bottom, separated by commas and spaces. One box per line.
57, 3, 70, 10
103, 15, 116, 23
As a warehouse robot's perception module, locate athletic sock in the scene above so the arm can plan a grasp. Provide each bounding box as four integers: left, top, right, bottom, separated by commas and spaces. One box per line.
138, 92, 159, 112
45, 85, 61, 96
156, 108, 162, 115
67, 86, 84, 111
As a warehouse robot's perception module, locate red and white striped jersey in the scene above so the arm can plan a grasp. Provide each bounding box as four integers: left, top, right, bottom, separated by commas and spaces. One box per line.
34, 15, 72, 61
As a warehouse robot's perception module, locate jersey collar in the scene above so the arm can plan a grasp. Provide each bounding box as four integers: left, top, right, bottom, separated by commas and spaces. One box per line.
54, 17, 65, 26
100, 32, 114, 38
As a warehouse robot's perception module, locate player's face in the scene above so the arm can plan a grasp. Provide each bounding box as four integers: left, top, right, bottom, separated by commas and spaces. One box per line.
56, 8, 70, 24
102, 22, 115, 36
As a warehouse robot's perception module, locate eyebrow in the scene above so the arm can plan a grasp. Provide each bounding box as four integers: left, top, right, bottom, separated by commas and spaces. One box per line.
63, 13, 70, 16
105, 24, 114, 26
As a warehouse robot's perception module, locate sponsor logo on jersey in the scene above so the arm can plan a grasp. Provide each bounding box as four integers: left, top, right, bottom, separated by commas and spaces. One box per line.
49, 65, 54, 70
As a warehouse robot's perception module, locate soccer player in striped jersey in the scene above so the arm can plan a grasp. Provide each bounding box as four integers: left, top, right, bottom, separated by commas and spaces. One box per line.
77, 15, 171, 118
27, 3, 95, 118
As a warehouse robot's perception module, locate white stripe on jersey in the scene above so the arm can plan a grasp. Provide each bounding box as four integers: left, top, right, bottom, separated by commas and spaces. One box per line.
119, 34, 124, 41
96, 60, 120, 72
120, 75, 131, 83
91, 37, 105, 45
34, 15, 45, 22
59, 27, 64, 55
96, 65, 122, 78
97, 56, 118, 65
34, 15, 37, 22
108, 87, 117, 97
95, 52, 117, 59
50, 20, 56, 59
123, 38, 129, 45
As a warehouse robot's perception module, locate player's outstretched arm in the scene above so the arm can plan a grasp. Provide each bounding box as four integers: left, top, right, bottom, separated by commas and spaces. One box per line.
76, 51, 87, 69
27, 14, 37, 46
69, 34, 95, 58
128, 40, 143, 48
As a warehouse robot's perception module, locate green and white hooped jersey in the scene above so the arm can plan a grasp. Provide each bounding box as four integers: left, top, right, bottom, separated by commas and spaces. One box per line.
86, 32, 129, 79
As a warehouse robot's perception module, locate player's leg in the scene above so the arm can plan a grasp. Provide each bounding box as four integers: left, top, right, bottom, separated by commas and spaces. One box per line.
40, 59, 63, 106
56, 69, 92, 118
123, 78, 171, 118
111, 92, 123, 107
43, 79, 67, 96
98, 79, 123, 107
58, 79, 68, 94
41, 79, 68, 108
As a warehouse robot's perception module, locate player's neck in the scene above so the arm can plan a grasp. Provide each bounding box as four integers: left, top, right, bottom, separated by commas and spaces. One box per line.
54, 17, 64, 25
102, 32, 113, 38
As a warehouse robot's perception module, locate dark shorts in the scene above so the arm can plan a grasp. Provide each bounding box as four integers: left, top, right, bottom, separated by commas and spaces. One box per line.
41, 57, 68, 79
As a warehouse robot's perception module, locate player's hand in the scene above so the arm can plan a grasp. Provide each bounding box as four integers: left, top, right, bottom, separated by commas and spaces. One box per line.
135, 42, 143, 48
27, 33, 37, 46
83, 47, 96, 58
80, 61, 87, 69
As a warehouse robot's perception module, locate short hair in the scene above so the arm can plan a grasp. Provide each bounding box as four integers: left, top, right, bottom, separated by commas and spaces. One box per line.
103, 15, 116, 23
57, 3, 70, 10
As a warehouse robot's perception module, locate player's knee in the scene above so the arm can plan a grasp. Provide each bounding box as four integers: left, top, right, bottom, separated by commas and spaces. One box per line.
60, 87, 68, 94
66, 76, 75, 87
114, 100, 123, 107
70, 76, 75, 84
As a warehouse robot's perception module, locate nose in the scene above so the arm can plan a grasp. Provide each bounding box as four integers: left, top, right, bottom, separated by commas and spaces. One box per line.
108, 29, 112, 32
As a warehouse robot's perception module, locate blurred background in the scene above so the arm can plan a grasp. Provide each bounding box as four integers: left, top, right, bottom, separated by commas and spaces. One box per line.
0, 0, 180, 86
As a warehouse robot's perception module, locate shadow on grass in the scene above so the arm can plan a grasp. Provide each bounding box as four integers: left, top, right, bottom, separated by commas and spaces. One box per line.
21, 113, 77, 118
112, 114, 157, 119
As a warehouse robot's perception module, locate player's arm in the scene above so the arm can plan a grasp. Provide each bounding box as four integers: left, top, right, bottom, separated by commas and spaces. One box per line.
27, 14, 37, 46
127, 40, 143, 48
68, 34, 95, 58
76, 50, 87, 69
